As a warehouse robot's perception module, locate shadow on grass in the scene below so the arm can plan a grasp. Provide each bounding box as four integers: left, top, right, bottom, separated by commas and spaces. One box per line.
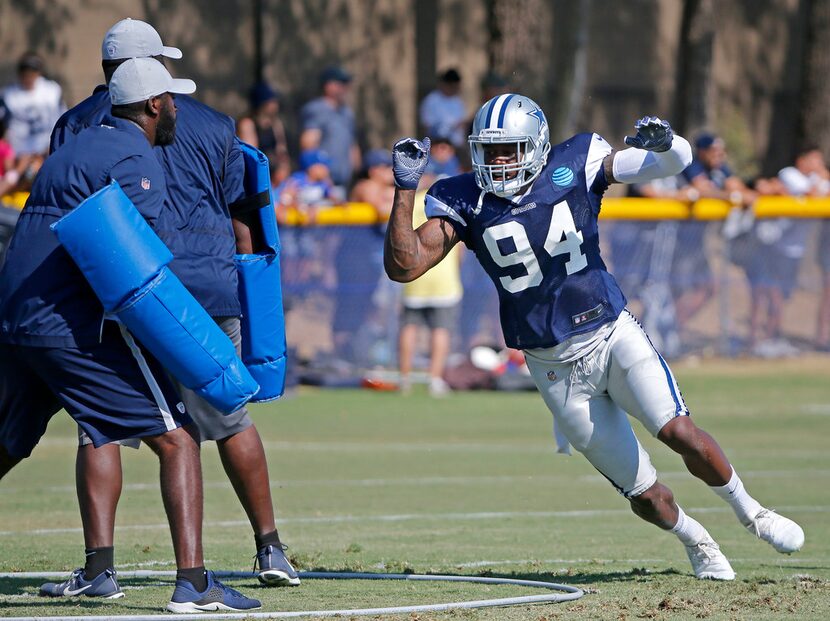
302, 565, 686, 587
0, 577, 173, 613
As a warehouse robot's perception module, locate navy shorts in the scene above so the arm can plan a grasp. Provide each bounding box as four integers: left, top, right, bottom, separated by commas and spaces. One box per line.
0, 321, 189, 458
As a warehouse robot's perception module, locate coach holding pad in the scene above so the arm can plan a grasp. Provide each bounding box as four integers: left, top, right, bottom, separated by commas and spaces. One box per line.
0, 58, 261, 612
45, 18, 299, 597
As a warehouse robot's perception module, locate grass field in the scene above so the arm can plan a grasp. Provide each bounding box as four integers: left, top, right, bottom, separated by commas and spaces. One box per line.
1, 357, 829, 620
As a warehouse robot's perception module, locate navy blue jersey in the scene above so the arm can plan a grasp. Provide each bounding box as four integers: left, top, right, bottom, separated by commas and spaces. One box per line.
425, 132, 626, 349
50, 88, 245, 317
0, 116, 166, 347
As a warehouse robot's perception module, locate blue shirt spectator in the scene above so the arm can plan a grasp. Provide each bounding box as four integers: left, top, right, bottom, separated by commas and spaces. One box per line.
424, 136, 462, 178
276, 150, 337, 210
419, 69, 466, 148
300, 66, 359, 186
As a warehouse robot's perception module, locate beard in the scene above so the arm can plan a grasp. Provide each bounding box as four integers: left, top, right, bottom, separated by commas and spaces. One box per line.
155, 105, 177, 146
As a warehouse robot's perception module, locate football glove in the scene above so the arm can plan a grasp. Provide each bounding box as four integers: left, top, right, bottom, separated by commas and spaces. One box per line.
392, 137, 431, 190
624, 116, 673, 153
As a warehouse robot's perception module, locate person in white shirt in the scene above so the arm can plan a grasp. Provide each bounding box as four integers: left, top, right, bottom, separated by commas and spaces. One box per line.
1, 52, 65, 187
750, 146, 830, 356
776, 147, 830, 352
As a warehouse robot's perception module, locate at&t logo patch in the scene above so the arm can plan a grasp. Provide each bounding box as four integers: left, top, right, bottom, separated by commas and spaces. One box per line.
551, 166, 575, 188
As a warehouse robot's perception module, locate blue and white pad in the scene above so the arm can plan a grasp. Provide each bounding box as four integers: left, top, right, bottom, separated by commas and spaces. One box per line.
235, 143, 287, 401
52, 181, 259, 414
49, 181, 173, 311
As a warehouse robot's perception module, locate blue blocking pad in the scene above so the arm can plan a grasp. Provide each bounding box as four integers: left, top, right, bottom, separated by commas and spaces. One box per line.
236, 253, 286, 401
239, 143, 280, 253
117, 267, 258, 413
237, 142, 287, 401
52, 180, 259, 414
50, 181, 173, 311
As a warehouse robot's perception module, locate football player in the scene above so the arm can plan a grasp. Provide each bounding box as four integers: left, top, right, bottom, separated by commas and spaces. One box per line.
384, 94, 804, 580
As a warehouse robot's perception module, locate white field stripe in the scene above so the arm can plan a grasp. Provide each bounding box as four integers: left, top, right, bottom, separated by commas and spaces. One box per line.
119, 324, 176, 431
26, 435, 830, 460
0, 505, 826, 537
487, 94, 511, 129
6, 468, 828, 495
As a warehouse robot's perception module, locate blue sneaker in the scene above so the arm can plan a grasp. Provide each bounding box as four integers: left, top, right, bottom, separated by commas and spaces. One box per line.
166, 570, 261, 613
255, 543, 301, 586
40, 568, 124, 599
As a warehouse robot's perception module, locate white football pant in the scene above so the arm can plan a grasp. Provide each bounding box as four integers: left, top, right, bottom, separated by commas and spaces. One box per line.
524, 310, 689, 498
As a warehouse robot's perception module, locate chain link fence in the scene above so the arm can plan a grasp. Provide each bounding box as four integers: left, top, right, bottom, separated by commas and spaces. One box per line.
280, 215, 829, 371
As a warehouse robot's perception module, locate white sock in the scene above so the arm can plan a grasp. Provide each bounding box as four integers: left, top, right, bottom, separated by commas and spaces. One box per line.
670, 506, 710, 547
710, 468, 763, 526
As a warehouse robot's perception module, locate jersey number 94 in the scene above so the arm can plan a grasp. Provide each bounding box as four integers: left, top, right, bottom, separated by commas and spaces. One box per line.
482, 200, 587, 294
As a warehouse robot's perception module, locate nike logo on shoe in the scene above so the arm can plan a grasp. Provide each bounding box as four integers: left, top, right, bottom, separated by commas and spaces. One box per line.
63, 584, 92, 596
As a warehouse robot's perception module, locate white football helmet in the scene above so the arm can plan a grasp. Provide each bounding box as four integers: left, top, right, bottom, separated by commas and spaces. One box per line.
469, 93, 551, 197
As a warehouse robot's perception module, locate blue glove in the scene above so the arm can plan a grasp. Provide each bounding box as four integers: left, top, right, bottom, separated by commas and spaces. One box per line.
392, 137, 431, 190
624, 116, 673, 152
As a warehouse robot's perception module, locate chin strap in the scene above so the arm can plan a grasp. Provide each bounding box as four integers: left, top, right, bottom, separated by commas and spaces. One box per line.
473, 189, 486, 215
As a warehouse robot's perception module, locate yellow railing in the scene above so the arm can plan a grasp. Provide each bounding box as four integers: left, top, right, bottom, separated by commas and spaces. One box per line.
6, 193, 830, 224
599, 197, 830, 220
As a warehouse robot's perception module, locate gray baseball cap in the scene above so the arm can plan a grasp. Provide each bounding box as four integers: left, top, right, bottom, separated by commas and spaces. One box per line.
109, 58, 195, 105
102, 18, 182, 60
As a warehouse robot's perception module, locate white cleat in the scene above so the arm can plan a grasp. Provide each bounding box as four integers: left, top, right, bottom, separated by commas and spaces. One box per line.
685, 539, 736, 581
748, 509, 804, 554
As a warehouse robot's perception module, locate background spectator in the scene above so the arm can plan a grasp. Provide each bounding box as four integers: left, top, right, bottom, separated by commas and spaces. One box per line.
274, 150, 339, 299
0, 114, 16, 196
331, 149, 395, 361
610, 175, 698, 358
424, 136, 462, 179
678, 134, 756, 330
276, 149, 338, 215
237, 81, 291, 185
478, 70, 510, 103
398, 186, 462, 398
750, 145, 830, 357
419, 68, 466, 149
818, 219, 830, 352
300, 66, 359, 187
0, 52, 65, 188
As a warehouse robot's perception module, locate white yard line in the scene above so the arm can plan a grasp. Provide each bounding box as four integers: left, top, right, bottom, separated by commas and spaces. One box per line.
6, 468, 828, 495
1, 505, 827, 537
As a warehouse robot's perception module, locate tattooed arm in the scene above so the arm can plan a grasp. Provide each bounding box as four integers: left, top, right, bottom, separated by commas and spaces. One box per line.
383, 187, 461, 282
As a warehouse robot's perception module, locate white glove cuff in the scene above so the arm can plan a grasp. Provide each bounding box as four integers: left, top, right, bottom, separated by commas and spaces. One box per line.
612, 135, 692, 184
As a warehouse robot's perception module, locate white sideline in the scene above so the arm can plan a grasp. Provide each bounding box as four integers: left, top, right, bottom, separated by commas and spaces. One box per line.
0, 571, 584, 620
0, 504, 826, 537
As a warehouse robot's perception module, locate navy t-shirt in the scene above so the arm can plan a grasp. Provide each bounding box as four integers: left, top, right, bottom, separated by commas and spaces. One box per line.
682, 159, 733, 189
0, 116, 166, 347
50, 87, 245, 317
425, 132, 627, 350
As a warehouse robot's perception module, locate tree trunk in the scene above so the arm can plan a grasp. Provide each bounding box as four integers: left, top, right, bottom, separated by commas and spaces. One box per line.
672, 0, 715, 135
798, 0, 830, 153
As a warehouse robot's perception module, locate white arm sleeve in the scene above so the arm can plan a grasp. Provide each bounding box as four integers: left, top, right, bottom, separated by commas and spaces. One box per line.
611, 135, 693, 185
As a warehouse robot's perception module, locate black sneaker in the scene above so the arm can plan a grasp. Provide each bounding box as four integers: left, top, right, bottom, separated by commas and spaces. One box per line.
255, 543, 300, 586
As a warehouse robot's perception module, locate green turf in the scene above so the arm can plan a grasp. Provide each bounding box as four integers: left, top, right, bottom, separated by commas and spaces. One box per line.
1, 360, 829, 619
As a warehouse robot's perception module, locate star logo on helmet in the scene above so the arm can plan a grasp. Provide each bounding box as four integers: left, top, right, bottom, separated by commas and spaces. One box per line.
527, 108, 546, 130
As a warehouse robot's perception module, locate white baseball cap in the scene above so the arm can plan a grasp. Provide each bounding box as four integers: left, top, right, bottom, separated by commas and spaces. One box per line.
102, 18, 182, 60
110, 58, 196, 105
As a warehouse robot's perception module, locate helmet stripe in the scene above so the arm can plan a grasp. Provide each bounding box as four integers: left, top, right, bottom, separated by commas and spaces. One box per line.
496, 94, 515, 128
486, 94, 510, 129
483, 96, 499, 129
